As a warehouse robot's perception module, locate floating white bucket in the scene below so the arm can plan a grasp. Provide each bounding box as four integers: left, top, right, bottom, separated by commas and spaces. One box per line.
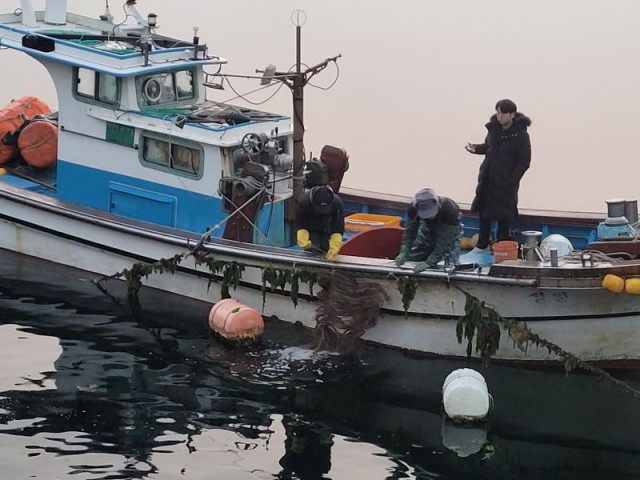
442, 368, 490, 422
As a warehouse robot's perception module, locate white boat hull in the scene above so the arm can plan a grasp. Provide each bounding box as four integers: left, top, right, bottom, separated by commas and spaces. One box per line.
3, 186, 640, 366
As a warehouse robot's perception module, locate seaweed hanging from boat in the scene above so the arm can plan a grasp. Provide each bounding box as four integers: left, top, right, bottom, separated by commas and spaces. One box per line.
219, 261, 245, 299
191, 252, 228, 290
396, 275, 418, 315
120, 253, 186, 304
456, 293, 501, 361
96, 251, 241, 304
261, 266, 318, 308
96, 250, 319, 310
457, 289, 640, 397
262, 267, 292, 305
313, 271, 389, 354
192, 252, 246, 298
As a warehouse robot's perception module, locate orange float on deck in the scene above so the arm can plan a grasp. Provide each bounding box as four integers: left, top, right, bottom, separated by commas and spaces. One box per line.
208, 298, 264, 342
18, 119, 58, 169
0, 96, 51, 164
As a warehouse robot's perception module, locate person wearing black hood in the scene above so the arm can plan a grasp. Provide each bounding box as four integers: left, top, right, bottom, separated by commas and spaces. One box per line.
465, 99, 532, 253
295, 185, 345, 260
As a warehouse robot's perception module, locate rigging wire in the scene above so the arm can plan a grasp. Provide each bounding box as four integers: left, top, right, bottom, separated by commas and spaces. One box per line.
221, 77, 285, 106
195, 179, 273, 246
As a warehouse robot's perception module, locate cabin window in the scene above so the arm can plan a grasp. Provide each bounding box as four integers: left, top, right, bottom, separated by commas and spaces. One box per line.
74, 67, 119, 106
175, 70, 194, 100
138, 69, 195, 107
140, 133, 202, 178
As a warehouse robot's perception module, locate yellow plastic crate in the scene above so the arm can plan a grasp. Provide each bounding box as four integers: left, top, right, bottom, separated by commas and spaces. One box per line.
344, 213, 402, 232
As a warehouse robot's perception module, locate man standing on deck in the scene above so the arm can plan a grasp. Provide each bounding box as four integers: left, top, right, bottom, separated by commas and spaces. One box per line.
296, 185, 345, 260
465, 99, 532, 253
395, 188, 462, 272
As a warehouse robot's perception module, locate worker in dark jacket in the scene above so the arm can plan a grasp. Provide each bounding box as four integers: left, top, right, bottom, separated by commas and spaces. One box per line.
395, 188, 462, 272
465, 98, 532, 253
296, 185, 344, 260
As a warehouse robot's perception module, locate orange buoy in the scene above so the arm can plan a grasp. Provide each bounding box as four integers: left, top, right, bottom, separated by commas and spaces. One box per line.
18, 120, 58, 169
208, 298, 264, 342
625, 277, 640, 295
603, 274, 625, 293
0, 96, 51, 164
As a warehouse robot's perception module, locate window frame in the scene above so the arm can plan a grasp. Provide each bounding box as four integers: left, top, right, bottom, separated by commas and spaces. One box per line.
139, 131, 204, 180
73, 67, 120, 106
136, 68, 196, 109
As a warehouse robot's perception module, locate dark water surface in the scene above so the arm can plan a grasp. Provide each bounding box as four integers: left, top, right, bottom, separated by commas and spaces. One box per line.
1, 252, 640, 479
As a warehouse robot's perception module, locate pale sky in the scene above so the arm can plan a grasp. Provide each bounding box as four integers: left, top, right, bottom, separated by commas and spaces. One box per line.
2, 0, 640, 212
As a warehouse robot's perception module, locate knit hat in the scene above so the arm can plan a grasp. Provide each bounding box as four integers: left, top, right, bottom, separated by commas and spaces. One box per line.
311, 185, 335, 214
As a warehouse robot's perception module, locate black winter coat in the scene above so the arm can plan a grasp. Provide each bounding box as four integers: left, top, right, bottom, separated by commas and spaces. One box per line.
296, 191, 344, 243
470, 113, 532, 222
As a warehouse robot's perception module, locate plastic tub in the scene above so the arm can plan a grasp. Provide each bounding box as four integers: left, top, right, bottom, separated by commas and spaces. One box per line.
493, 240, 519, 263
344, 213, 402, 232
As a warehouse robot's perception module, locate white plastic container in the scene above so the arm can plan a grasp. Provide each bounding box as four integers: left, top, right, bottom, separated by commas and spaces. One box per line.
44, 0, 67, 25
20, 0, 37, 27
442, 368, 490, 422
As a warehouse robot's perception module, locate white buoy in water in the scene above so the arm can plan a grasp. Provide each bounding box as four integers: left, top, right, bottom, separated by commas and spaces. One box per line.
442, 368, 490, 422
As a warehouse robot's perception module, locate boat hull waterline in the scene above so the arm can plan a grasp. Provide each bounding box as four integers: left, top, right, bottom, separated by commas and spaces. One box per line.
3, 185, 640, 366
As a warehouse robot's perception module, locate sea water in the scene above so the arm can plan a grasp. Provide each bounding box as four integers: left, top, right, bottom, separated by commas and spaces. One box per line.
1, 253, 640, 479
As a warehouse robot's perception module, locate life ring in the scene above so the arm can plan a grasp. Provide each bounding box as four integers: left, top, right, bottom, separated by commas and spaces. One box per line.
143, 78, 162, 103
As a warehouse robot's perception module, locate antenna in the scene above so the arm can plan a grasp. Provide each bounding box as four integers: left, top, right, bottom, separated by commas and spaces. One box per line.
100, 0, 113, 22
260, 64, 277, 85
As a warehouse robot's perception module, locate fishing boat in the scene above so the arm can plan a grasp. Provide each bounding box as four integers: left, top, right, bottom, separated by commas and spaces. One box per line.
2, 0, 640, 366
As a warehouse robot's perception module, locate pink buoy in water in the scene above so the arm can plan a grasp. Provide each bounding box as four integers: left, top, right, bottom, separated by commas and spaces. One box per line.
208, 298, 264, 343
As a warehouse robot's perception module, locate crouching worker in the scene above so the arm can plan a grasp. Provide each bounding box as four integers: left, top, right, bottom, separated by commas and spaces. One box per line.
395, 188, 462, 272
296, 185, 345, 260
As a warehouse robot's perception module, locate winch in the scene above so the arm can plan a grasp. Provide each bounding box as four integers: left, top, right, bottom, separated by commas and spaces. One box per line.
520, 230, 544, 262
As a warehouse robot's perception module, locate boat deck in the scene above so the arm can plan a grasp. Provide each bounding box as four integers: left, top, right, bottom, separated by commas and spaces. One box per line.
1, 159, 55, 193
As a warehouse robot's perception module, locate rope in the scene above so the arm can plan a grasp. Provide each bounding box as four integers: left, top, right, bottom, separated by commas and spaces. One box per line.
563, 250, 626, 263
194, 180, 272, 250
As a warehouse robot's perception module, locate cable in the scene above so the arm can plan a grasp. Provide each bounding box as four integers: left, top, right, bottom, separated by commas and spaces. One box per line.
198, 180, 273, 246
221, 77, 285, 106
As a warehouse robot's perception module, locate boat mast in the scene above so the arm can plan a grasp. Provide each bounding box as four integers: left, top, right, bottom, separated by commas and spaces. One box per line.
291, 19, 304, 214
264, 11, 341, 215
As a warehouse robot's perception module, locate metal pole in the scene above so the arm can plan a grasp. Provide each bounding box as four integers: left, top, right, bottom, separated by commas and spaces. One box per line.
290, 24, 305, 220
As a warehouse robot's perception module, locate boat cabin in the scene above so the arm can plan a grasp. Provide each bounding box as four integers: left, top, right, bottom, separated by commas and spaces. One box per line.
1, 0, 297, 246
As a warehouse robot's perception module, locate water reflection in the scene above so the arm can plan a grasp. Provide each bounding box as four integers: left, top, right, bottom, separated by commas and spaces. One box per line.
0, 292, 417, 479
0, 324, 60, 392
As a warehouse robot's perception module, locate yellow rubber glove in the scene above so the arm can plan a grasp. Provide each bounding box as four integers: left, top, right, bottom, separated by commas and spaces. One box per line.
296, 229, 312, 249
326, 233, 343, 260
